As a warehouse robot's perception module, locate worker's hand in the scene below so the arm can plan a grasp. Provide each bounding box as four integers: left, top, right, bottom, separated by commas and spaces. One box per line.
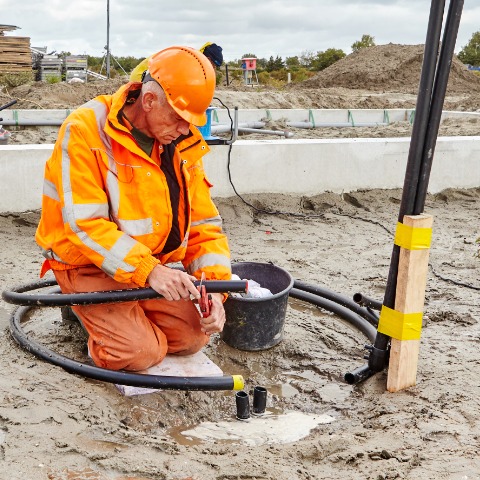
199, 293, 226, 335
147, 265, 200, 301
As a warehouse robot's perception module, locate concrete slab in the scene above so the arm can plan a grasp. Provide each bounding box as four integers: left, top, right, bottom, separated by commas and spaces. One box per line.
1, 136, 479, 212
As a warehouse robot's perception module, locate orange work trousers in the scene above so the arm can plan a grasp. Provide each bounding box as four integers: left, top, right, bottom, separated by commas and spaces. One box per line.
53, 265, 208, 371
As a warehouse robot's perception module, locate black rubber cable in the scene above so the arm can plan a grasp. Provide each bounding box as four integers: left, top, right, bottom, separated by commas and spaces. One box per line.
294, 280, 379, 327
5, 278, 378, 390
2, 278, 248, 307
10, 306, 240, 391
290, 288, 377, 343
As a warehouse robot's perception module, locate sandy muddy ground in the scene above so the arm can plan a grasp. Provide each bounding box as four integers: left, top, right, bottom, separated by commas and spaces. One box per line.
0, 188, 479, 480
0, 44, 480, 479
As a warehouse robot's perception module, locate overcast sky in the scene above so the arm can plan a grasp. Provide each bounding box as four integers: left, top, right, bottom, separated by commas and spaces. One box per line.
1, 0, 479, 62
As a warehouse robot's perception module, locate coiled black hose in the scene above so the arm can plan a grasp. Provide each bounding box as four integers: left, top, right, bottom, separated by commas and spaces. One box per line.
10, 305, 243, 391
289, 288, 377, 343
294, 281, 379, 327
3, 277, 379, 390
5, 279, 249, 391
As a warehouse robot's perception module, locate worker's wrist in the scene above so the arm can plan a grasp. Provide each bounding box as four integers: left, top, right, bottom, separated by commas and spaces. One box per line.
132, 256, 160, 287
213, 292, 229, 303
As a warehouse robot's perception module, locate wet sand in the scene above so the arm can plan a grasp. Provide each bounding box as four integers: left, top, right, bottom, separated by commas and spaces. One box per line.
0, 187, 479, 479
1, 44, 479, 477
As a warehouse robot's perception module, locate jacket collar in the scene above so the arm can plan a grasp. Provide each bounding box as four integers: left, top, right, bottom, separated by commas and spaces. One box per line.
103, 82, 210, 162
103, 82, 154, 163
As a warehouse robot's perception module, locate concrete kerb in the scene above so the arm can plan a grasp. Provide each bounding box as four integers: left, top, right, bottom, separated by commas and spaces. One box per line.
2, 108, 479, 128
211, 108, 480, 127
1, 136, 480, 213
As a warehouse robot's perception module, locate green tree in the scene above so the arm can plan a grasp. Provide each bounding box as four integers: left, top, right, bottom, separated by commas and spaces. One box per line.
311, 48, 346, 71
273, 55, 284, 70
285, 56, 301, 70
116, 56, 143, 73
256, 58, 267, 70
265, 56, 275, 72
457, 31, 480, 66
87, 55, 103, 71
351, 34, 376, 53
265, 55, 284, 72
57, 51, 72, 61
299, 50, 316, 69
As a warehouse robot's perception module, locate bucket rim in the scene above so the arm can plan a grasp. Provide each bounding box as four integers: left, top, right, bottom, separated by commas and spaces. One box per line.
229, 261, 294, 302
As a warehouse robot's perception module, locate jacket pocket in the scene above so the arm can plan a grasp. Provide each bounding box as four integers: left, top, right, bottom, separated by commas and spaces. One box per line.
94, 148, 136, 184
203, 173, 214, 188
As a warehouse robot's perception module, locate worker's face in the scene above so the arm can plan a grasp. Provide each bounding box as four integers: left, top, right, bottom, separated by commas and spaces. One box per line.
144, 89, 190, 144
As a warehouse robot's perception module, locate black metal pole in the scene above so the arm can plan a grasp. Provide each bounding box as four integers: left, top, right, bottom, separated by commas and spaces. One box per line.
414, 0, 465, 213
368, 0, 447, 372
395, 0, 446, 219
364, 0, 465, 378
106, 0, 111, 79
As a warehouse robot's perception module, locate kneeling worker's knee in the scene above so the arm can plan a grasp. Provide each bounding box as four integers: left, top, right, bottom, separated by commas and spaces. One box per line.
90, 334, 167, 372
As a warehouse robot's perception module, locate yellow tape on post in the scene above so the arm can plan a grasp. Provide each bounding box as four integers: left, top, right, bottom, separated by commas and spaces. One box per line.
377, 305, 423, 340
394, 222, 432, 250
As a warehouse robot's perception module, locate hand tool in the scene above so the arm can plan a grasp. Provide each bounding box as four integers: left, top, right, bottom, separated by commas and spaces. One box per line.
198, 272, 212, 318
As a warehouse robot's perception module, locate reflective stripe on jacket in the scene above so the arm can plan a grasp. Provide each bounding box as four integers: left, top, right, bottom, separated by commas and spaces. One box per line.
35, 82, 231, 286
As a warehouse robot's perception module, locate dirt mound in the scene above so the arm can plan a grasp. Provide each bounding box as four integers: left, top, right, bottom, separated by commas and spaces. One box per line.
1, 44, 479, 112
2, 76, 127, 109
298, 43, 480, 94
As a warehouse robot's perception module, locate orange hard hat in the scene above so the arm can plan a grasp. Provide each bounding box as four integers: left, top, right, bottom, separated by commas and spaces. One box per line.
147, 46, 215, 126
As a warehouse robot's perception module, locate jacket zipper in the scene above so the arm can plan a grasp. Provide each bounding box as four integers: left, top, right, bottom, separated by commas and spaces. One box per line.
181, 160, 190, 235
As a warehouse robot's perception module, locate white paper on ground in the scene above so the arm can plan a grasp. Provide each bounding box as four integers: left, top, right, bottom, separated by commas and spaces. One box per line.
115, 351, 223, 396
181, 411, 335, 446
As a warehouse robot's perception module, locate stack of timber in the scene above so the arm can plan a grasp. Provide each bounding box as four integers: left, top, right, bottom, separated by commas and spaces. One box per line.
0, 25, 32, 74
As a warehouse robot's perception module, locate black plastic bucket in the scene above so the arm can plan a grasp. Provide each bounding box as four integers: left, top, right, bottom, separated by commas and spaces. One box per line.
221, 262, 293, 351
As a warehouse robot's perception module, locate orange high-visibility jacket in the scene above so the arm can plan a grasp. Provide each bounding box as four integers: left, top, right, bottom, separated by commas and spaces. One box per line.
35, 82, 231, 287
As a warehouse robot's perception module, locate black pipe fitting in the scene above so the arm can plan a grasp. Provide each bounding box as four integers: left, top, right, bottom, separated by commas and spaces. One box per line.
353, 293, 383, 312
344, 365, 375, 385
235, 390, 250, 420
368, 345, 390, 372
347, 343, 389, 384
252, 386, 267, 416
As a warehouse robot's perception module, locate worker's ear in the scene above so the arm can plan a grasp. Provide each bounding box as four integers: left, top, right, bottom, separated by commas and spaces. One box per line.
142, 91, 156, 112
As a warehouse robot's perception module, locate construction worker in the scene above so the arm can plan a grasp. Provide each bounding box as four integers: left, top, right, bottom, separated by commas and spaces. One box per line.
35, 46, 231, 372
130, 42, 223, 82
199, 42, 223, 68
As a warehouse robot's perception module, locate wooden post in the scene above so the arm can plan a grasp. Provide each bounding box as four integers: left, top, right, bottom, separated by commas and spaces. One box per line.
387, 213, 433, 392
